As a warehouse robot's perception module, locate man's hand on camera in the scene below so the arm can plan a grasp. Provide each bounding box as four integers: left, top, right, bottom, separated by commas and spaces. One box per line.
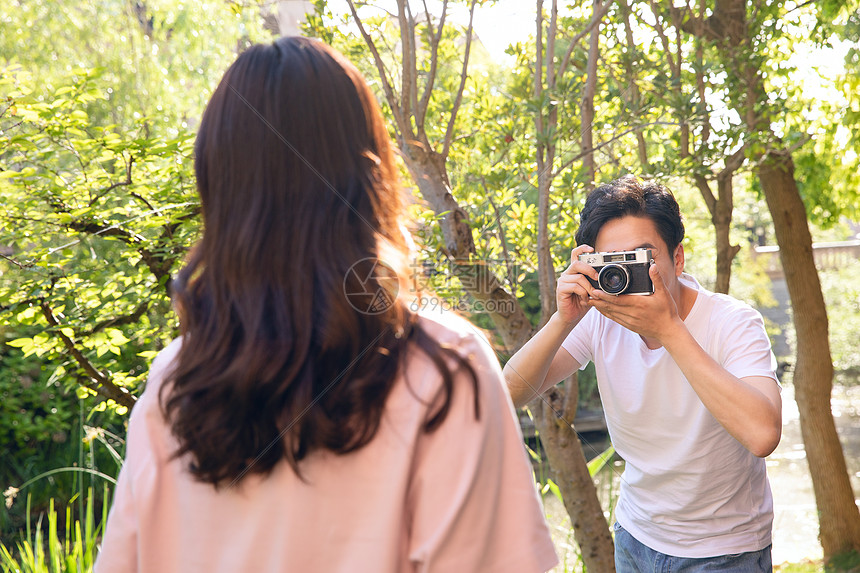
587, 263, 683, 342
556, 245, 600, 324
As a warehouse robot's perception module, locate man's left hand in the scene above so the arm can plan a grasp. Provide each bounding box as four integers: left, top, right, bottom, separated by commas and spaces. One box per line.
587, 263, 683, 343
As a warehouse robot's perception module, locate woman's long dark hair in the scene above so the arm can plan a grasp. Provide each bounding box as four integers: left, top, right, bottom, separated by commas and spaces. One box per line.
163, 37, 478, 486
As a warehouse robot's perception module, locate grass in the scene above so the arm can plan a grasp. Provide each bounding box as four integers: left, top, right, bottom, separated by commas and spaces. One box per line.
775, 561, 825, 572
0, 487, 108, 573
774, 551, 860, 573
828, 550, 860, 573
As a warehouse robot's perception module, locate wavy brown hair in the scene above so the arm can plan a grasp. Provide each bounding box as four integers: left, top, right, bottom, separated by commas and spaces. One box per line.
164, 37, 478, 486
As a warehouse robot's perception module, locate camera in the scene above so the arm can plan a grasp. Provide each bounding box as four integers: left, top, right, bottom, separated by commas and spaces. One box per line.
577, 248, 654, 295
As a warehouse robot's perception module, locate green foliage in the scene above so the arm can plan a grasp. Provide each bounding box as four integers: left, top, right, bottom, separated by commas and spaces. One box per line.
0, 1, 280, 416
0, 0, 280, 544
0, 381, 123, 542
0, 346, 75, 462
0, 0, 275, 133
0, 64, 195, 410
0, 328, 125, 537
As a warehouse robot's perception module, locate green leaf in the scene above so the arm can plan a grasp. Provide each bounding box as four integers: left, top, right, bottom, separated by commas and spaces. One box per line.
586, 445, 615, 477
543, 478, 564, 504
106, 329, 130, 345
7, 337, 33, 348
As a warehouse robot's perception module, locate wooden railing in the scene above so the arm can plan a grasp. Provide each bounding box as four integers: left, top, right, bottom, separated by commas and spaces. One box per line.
753, 240, 860, 277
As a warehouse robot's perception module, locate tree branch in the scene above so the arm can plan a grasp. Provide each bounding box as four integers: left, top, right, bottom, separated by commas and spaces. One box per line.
416, 0, 448, 129
720, 144, 747, 177
84, 301, 150, 336
556, 0, 615, 85
63, 215, 171, 281
552, 121, 678, 178
580, 0, 602, 191
48, 191, 194, 287
397, 0, 416, 123
694, 0, 711, 154
130, 191, 156, 213
546, 0, 558, 90
647, 1, 681, 78
620, 0, 650, 169
440, 0, 477, 160
535, 0, 545, 154
0, 297, 39, 313
693, 174, 717, 216
40, 300, 136, 410
346, 0, 411, 139
89, 154, 134, 207
0, 252, 33, 269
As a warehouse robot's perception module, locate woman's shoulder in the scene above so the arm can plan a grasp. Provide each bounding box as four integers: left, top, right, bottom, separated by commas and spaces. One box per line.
414, 310, 496, 360
146, 337, 184, 390
131, 337, 183, 415
406, 310, 505, 403
120, 337, 184, 473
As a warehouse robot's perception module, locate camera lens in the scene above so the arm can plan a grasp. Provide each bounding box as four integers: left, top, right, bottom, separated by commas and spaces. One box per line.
598, 264, 629, 295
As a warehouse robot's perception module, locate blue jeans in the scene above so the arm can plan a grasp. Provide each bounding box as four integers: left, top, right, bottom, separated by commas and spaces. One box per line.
614, 522, 772, 572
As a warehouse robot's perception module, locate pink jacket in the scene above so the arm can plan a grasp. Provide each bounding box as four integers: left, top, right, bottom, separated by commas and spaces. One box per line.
95, 313, 558, 572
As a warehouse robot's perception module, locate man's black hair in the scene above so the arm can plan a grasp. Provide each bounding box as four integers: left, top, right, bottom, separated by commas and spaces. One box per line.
574, 175, 685, 253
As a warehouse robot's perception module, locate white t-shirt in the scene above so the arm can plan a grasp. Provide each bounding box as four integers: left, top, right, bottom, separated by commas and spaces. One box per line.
561, 274, 778, 558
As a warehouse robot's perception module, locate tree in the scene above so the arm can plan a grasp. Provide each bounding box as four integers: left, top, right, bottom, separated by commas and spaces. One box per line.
0, 0, 277, 414
600, 0, 749, 294
672, 0, 860, 560
648, 0, 747, 294
0, 65, 196, 411
528, 1, 617, 569
337, 0, 536, 351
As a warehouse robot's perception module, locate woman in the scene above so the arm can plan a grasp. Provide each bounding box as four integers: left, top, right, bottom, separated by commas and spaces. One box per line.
95, 37, 557, 572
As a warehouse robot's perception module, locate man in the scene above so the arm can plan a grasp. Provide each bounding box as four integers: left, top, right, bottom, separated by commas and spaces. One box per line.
504, 175, 781, 571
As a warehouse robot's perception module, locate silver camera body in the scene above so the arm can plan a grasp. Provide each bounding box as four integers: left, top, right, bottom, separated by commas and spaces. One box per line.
578, 248, 654, 295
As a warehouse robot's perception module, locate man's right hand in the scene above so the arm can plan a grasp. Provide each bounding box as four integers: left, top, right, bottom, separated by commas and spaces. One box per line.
556, 245, 600, 324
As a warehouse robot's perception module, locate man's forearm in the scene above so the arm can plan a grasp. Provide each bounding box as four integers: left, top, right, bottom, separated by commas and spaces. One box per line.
503, 312, 579, 408
661, 322, 782, 457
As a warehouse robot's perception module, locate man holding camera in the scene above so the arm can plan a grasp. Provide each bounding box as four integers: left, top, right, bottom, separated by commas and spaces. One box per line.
504, 176, 781, 571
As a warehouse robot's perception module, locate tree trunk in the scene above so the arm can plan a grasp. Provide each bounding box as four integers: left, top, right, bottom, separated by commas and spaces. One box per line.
535, 0, 558, 326
758, 151, 860, 558
403, 151, 533, 351
712, 172, 740, 295
711, 217, 736, 295
579, 0, 600, 193
620, 0, 649, 173
536, 168, 557, 327
531, 375, 615, 572
694, 172, 739, 295
344, 0, 532, 352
